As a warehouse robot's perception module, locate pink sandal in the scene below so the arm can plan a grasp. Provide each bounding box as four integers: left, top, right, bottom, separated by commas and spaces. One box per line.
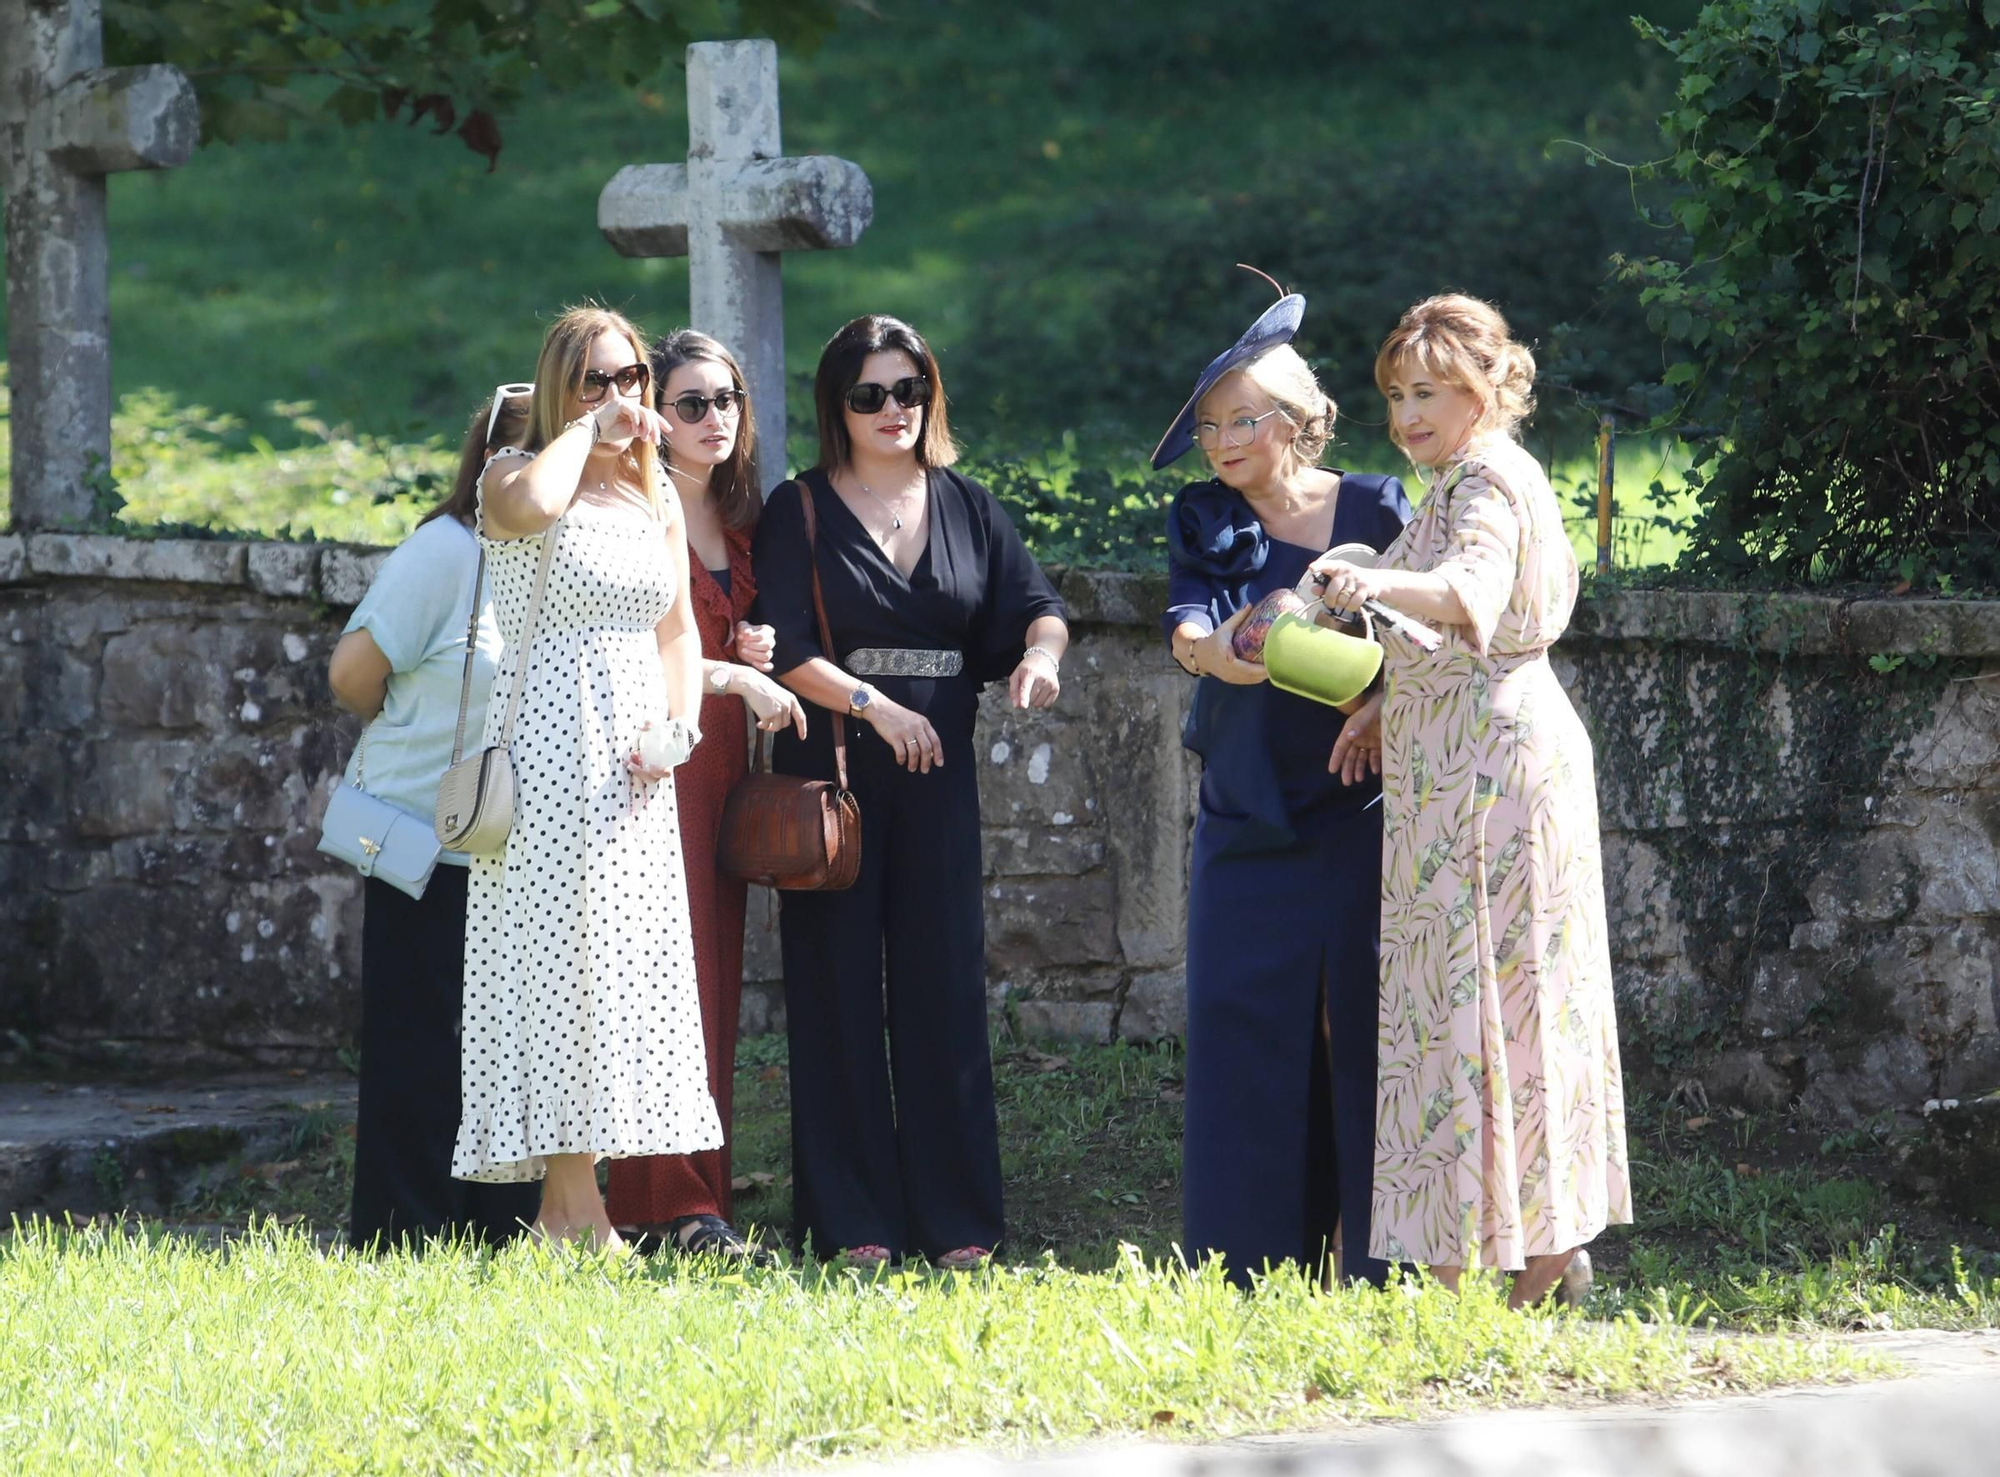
935, 1246, 991, 1272
837, 1244, 893, 1269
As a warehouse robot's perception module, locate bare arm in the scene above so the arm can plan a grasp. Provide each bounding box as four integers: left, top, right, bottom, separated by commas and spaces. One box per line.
1309, 561, 1471, 626
1009, 613, 1070, 709
482, 417, 596, 540
777, 657, 945, 774
1179, 605, 1268, 686
327, 630, 392, 720
776, 654, 866, 716
482, 399, 670, 540
1026, 613, 1069, 663
654, 505, 703, 726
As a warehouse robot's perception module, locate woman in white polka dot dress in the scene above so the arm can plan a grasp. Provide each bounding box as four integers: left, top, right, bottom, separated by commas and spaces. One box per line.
453, 305, 723, 1250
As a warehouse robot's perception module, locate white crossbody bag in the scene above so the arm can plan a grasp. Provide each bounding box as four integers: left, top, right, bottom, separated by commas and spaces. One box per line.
433, 520, 560, 855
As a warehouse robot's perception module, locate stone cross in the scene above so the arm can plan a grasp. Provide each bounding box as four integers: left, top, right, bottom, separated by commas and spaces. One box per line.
599, 40, 872, 497
0, 0, 197, 530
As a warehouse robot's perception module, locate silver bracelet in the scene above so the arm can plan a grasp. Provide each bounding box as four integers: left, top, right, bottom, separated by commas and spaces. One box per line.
565, 412, 601, 446
1024, 644, 1061, 673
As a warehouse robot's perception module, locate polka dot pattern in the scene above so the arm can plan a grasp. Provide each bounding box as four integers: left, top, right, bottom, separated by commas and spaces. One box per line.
453, 462, 724, 1184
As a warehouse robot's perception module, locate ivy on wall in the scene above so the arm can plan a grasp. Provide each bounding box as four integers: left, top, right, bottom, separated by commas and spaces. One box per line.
1621, 0, 2000, 587
1577, 596, 1968, 1084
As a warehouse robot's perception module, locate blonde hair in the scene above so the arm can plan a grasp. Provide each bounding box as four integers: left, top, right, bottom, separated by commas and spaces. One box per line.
1232, 344, 1338, 468
1373, 294, 1536, 447
528, 305, 662, 513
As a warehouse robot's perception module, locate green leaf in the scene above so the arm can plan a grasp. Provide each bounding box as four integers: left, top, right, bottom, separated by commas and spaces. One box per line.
326, 85, 380, 127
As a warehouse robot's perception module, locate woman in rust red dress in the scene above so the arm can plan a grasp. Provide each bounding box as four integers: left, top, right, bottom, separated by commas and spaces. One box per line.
605, 330, 806, 1259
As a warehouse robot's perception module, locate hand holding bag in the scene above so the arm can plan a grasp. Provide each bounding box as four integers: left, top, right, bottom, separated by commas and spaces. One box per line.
434, 520, 559, 854
717, 480, 862, 890
318, 730, 443, 899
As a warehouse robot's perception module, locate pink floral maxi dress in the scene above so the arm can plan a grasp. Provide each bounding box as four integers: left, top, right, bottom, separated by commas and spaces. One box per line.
1368, 438, 1631, 1270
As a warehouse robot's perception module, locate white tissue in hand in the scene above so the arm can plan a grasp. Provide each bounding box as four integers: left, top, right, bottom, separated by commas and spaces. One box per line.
637, 718, 699, 770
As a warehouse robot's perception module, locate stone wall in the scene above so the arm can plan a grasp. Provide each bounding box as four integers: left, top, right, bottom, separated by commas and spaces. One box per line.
0, 532, 1198, 1071
1560, 591, 2000, 1123
2, 532, 1996, 1123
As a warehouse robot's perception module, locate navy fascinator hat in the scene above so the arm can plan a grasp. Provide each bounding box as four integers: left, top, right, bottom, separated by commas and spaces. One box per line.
1150, 269, 1305, 469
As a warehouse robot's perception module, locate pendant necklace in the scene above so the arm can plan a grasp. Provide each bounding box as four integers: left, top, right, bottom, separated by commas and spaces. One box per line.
858, 478, 914, 533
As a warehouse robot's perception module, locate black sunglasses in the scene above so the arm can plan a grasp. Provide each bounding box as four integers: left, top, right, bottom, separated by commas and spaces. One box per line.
579, 362, 650, 404
844, 375, 929, 415
666, 387, 747, 424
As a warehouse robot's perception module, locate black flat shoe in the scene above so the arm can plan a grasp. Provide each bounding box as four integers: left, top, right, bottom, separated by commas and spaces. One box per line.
667, 1213, 775, 1267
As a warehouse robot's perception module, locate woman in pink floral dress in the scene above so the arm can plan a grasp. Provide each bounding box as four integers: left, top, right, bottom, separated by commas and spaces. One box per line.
1315, 295, 1630, 1307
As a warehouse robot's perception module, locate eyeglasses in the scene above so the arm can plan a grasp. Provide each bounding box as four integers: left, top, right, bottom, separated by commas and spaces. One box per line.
844, 376, 929, 415
578, 362, 650, 404
484, 382, 533, 446
1193, 407, 1287, 450
666, 387, 747, 424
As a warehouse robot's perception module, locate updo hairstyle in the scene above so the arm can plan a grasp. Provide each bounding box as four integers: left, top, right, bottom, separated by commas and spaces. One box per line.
1372, 294, 1536, 443
1230, 344, 1338, 468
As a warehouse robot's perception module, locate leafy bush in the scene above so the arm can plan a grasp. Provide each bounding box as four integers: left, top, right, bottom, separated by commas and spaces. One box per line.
1622, 0, 2000, 587
0, 387, 455, 544
966, 433, 1180, 572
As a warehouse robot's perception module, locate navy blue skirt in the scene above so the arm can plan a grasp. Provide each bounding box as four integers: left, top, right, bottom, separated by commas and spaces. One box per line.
1182, 795, 1388, 1287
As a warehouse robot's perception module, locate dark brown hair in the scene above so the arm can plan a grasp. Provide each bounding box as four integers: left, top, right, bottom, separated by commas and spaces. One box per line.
421, 389, 534, 529
811, 314, 958, 471
650, 329, 761, 531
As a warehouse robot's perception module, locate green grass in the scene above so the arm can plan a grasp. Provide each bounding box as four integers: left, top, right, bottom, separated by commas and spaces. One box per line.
1586, 1095, 2000, 1333
0, 1, 1707, 568
159, 1038, 2000, 1337
20, 1037, 1999, 1471
0, 1223, 1887, 1473
628, 1033, 1188, 1269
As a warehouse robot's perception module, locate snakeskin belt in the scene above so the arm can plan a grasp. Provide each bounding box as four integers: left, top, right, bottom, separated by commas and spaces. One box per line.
845, 647, 965, 678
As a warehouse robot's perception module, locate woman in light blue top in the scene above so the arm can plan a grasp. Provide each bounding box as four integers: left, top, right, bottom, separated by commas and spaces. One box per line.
327, 388, 540, 1249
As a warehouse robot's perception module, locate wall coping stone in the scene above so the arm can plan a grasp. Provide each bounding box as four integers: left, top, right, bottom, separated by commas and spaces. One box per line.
22, 533, 247, 586
3, 535, 1999, 656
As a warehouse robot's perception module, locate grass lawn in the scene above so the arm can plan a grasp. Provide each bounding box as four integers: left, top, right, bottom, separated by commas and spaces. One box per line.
0, 1224, 1885, 1475
7, 1037, 1995, 1471
0, 1, 1707, 571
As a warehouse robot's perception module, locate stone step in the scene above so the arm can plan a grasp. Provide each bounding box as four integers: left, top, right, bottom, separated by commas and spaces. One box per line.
0, 1074, 356, 1222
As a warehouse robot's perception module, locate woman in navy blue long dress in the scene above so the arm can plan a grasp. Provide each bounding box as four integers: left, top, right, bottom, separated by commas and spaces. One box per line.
1155, 294, 1410, 1287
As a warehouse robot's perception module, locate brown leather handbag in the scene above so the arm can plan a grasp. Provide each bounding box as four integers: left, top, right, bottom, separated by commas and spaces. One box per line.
717, 481, 862, 890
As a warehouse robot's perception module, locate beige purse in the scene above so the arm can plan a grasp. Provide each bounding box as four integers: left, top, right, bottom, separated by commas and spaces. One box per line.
434, 520, 560, 854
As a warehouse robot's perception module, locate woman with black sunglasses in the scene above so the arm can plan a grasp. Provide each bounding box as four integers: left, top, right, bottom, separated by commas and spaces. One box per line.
752, 314, 1068, 1270
605, 329, 804, 1262
452, 306, 722, 1251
